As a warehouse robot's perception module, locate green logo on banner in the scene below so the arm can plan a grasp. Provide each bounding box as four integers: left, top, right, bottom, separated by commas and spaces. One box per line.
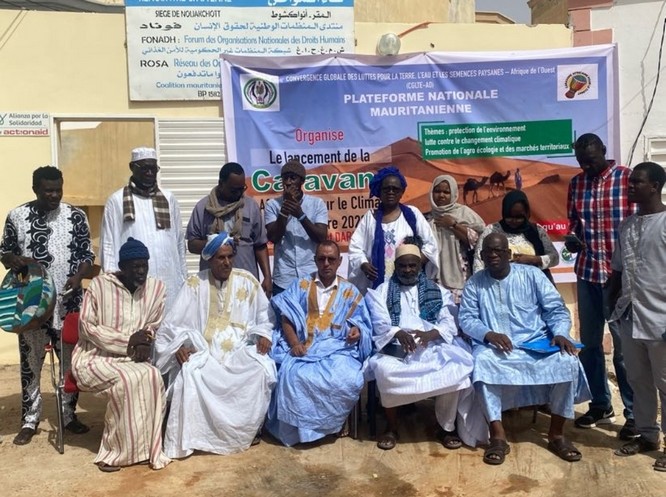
243, 79, 277, 109
418, 119, 573, 159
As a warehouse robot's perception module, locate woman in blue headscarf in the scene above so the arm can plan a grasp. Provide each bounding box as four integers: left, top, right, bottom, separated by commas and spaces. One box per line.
348, 166, 439, 295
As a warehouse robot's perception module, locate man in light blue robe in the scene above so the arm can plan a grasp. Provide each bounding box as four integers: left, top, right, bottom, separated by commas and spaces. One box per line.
459, 233, 590, 465
267, 240, 373, 446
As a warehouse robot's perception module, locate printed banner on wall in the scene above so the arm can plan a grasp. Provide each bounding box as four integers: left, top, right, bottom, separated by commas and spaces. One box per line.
125, 0, 354, 101
220, 45, 619, 282
0, 112, 50, 137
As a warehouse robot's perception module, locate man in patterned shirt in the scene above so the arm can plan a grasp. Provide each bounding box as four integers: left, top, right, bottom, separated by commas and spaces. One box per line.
566, 133, 636, 439
1, 166, 95, 445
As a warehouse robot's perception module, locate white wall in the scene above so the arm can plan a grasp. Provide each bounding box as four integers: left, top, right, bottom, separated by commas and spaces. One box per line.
591, 1, 666, 165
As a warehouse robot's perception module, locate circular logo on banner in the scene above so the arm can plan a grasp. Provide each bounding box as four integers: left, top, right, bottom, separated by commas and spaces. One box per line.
243, 78, 277, 109
561, 247, 575, 263
564, 71, 591, 99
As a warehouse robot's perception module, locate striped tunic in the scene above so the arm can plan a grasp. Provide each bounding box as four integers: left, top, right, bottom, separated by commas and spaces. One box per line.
72, 273, 170, 470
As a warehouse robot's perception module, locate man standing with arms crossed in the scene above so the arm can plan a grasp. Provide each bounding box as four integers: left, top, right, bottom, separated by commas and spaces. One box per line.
567, 133, 636, 439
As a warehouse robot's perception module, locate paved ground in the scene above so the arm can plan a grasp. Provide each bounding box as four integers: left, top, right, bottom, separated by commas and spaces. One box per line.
0, 363, 663, 497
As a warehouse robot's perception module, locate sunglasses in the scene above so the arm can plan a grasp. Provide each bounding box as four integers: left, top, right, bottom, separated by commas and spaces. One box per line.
315, 256, 339, 264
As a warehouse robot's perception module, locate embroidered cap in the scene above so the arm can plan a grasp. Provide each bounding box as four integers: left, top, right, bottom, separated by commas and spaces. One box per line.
395, 243, 421, 260
131, 147, 157, 162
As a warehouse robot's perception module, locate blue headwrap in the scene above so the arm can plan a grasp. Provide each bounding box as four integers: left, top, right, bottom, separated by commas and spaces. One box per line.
118, 237, 150, 262
202, 231, 235, 261
368, 166, 407, 199
367, 166, 417, 289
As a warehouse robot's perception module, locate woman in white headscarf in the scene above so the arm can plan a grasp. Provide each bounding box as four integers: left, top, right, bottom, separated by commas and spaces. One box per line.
427, 175, 485, 303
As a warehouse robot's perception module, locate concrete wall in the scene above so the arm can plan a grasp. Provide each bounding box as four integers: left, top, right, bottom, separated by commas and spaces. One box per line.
0, 10, 572, 363
528, 0, 569, 24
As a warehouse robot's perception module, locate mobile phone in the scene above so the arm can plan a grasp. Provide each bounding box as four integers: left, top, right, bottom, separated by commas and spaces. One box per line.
381, 342, 408, 359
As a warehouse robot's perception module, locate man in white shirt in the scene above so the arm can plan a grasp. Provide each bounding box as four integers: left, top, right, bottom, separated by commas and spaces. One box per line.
100, 147, 186, 307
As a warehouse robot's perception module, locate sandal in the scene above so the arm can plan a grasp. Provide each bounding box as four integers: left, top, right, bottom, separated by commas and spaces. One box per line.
547, 437, 582, 462
97, 463, 121, 473
437, 429, 463, 450
614, 437, 660, 457
483, 438, 510, 465
377, 431, 398, 450
654, 451, 666, 472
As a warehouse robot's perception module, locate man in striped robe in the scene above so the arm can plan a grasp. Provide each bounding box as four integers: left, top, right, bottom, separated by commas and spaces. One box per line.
72, 237, 171, 472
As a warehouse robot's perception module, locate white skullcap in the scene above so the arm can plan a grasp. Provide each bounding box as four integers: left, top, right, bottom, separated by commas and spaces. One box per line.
395, 243, 422, 260
131, 147, 157, 162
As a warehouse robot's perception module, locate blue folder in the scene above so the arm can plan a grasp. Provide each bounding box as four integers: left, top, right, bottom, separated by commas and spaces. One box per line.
518, 337, 584, 354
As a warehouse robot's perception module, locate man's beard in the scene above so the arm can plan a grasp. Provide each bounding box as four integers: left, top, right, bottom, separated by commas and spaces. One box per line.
397, 275, 418, 286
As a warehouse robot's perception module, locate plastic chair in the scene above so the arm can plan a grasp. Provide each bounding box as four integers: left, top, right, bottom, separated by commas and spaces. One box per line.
48, 311, 80, 454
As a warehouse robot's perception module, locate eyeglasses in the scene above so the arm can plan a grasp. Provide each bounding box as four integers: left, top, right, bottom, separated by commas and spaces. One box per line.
315, 256, 339, 264
132, 162, 160, 173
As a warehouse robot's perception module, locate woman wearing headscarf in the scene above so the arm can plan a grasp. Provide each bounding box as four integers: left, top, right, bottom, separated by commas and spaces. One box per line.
348, 166, 439, 295
473, 190, 559, 281
427, 175, 485, 303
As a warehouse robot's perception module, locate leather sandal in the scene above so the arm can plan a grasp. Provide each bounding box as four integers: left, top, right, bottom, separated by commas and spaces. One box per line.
483, 438, 510, 465
547, 437, 582, 462
614, 437, 660, 457
377, 431, 398, 450
437, 429, 463, 450
97, 463, 121, 473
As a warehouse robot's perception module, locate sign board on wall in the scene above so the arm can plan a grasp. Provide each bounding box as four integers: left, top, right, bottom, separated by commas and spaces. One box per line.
0, 112, 50, 137
125, 0, 355, 101
220, 45, 619, 283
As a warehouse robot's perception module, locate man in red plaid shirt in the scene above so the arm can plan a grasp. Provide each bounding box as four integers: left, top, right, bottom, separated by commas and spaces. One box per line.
566, 133, 637, 440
